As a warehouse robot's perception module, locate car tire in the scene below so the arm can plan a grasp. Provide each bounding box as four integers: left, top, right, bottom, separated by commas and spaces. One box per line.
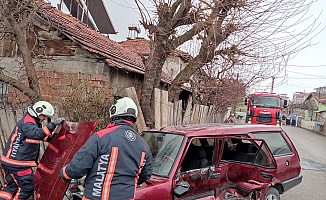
265, 187, 280, 200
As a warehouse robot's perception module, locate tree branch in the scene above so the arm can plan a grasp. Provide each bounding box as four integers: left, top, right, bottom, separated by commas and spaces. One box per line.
0, 73, 40, 100
168, 23, 204, 49
168, 0, 192, 28
169, 0, 183, 18
168, 3, 222, 49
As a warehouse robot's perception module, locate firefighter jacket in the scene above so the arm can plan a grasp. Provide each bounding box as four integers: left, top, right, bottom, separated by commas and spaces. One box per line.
1, 113, 55, 168
60, 120, 153, 200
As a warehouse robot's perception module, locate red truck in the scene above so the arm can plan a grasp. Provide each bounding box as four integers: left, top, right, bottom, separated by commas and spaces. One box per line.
245, 92, 288, 126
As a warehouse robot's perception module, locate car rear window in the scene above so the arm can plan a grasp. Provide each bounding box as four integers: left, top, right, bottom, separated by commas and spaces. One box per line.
252, 131, 292, 156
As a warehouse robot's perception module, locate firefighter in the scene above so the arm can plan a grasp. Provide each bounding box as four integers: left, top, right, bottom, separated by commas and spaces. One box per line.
291, 113, 297, 126
286, 114, 291, 125
59, 97, 153, 200
0, 101, 64, 200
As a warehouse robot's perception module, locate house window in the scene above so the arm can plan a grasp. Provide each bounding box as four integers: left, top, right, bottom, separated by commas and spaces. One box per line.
0, 81, 9, 99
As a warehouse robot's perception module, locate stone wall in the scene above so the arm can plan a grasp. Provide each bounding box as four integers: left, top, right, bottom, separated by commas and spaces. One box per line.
298, 118, 325, 136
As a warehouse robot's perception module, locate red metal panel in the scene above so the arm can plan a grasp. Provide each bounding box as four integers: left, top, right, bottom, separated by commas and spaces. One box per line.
33, 120, 99, 200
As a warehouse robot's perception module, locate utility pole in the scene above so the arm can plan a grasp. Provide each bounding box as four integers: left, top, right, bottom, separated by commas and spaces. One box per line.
271, 76, 275, 93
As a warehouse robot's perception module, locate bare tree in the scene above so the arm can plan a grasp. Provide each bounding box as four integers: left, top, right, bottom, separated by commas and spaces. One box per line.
136, 0, 320, 127
0, 0, 43, 102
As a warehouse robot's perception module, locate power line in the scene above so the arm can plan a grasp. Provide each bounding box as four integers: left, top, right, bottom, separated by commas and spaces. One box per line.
109, 0, 139, 14
287, 64, 326, 68
284, 83, 318, 88
287, 70, 326, 78
122, 0, 139, 13
287, 77, 326, 79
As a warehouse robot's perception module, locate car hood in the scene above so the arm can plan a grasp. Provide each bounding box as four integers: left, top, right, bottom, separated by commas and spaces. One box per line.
33, 121, 99, 200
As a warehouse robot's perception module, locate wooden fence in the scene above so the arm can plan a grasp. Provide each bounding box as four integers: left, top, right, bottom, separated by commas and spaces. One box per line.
153, 88, 228, 128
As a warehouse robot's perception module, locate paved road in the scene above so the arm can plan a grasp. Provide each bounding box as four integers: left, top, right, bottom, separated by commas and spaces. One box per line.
280, 126, 326, 200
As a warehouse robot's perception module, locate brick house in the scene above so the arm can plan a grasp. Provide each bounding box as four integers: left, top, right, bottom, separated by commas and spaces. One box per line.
304, 92, 326, 121
0, 3, 182, 106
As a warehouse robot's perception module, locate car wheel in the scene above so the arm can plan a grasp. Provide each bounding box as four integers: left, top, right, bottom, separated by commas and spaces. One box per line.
266, 187, 280, 200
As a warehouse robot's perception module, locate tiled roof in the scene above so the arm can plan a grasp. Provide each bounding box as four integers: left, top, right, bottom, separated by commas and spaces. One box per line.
118, 38, 151, 56
38, 3, 145, 73
36, 4, 189, 88
305, 98, 318, 110
118, 38, 192, 61
310, 92, 326, 104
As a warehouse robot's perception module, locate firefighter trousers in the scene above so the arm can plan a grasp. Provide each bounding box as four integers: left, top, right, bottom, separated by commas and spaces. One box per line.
0, 165, 34, 200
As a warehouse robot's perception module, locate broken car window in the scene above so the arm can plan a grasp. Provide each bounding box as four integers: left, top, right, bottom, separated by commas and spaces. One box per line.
141, 132, 184, 177
222, 138, 257, 163
221, 137, 276, 168
181, 138, 214, 172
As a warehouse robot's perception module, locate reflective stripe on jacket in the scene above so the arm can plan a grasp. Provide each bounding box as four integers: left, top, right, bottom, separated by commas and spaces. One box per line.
61, 120, 153, 200
1, 113, 51, 168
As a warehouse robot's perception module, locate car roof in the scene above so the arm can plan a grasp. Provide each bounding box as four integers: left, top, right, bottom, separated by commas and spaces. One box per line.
250, 93, 280, 97
151, 123, 283, 137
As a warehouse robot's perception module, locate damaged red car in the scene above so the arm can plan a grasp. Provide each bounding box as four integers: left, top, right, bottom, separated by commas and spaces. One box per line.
33, 123, 302, 200
135, 124, 302, 200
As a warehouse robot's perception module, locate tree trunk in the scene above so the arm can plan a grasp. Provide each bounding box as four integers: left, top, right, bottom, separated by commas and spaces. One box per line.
7, 16, 42, 102
140, 38, 168, 128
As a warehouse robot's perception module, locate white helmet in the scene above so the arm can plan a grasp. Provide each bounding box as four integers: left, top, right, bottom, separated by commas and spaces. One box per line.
109, 97, 138, 120
32, 101, 55, 117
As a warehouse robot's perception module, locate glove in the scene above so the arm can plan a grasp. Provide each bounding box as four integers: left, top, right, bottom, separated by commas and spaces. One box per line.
46, 122, 56, 132
46, 134, 55, 143
59, 168, 69, 182
46, 117, 65, 132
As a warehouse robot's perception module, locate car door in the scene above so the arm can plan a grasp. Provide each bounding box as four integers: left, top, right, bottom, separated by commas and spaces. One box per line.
33, 121, 99, 200
217, 137, 278, 198
172, 137, 223, 200
250, 130, 301, 182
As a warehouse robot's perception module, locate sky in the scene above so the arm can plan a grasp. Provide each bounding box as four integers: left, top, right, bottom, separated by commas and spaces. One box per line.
49, 0, 326, 99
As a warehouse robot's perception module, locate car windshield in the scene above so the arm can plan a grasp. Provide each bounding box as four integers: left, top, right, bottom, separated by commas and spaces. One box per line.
252, 96, 280, 108
141, 132, 184, 177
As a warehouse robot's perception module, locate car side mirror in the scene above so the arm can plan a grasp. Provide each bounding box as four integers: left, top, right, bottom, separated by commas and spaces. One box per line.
208, 166, 214, 178
173, 181, 190, 198
283, 99, 288, 108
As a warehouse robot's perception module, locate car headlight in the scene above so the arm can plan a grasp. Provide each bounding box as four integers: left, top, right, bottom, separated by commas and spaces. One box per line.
276, 120, 280, 126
